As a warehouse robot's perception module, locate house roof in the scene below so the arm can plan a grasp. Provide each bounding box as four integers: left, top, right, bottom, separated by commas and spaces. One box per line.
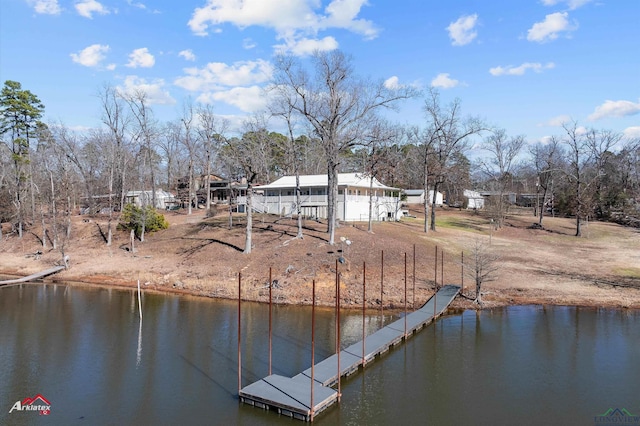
256, 173, 398, 191
404, 189, 424, 196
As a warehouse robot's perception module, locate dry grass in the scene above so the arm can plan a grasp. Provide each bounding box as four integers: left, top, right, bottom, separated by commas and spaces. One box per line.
1, 205, 639, 310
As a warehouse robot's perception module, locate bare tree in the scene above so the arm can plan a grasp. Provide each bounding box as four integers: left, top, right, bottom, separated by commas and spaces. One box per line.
562, 121, 597, 237
585, 128, 622, 219
270, 100, 305, 238
272, 50, 416, 244
222, 116, 272, 254
424, 88, 485, 231
480, 129, 524, 228
465, 238, 500, 306
123, 90, 158, 210
529, 137, 562, 227
179, 101, 198, 215
196, 104, 227, 215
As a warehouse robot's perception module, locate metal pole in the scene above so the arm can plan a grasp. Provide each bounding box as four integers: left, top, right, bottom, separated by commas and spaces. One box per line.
404, 252, 407, 337
413, 244, 416, 310
362, 261, 366, 366
434, 246, 438, 290
237, 272, 242, 394
269, 267, 272, 376
137, 279, 143, 320
441, 249, 444, 287
337, 272, 341, 402
310, 279, 316, 421
461, 251, 464, 295
380, 250, 384, 323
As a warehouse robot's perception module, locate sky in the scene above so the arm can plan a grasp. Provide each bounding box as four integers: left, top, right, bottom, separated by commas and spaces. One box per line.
1, 0, 639, 145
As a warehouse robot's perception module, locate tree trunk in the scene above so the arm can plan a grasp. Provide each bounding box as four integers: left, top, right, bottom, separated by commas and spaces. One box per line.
327, 162, 338, 245
206, 152, 212, 213
244, 185, 253, 254
187, 159, 193, 215
430, 181, 440, 231
423, 162, 429, 233
368, 179, 374, 232
295, 173, 303, 239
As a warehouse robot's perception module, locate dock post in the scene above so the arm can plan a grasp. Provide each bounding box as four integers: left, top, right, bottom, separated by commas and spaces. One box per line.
362, 262, 366, 365
413, 244, 416, 310
310, 279, 316, 421
461, 251, 464, 295
269, 267, 272, 376
441, 250, 444, 288
380, 250, 384, 324
137, 279, 143, 320
337, 272, 341, 402
238, 272, 242, 394
404, 252, 407, 337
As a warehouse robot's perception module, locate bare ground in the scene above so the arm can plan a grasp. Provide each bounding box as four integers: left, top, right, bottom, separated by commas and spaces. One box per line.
1, 206, 639, 311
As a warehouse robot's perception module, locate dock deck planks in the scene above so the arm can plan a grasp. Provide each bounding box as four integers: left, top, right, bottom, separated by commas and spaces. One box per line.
0, 266, 65, 286
239, 284, 460, 421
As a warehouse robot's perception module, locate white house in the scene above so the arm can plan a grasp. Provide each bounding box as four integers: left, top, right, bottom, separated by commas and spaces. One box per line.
403, 189, 443, 205
125, 190, 179, 210
463, 189, 485, 209
249, 173, 401, 222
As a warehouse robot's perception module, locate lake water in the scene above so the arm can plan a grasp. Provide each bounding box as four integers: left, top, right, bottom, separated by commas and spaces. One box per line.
1, 284, 639, 425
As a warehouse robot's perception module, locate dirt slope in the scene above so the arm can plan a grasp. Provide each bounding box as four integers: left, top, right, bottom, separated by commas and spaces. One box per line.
1, 206, 639, 310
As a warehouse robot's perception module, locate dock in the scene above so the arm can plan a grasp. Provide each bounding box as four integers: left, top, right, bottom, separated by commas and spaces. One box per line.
0, 266, 65, 286
239, 284, 460, 421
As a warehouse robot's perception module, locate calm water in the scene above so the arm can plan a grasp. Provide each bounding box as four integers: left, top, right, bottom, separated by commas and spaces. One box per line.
1, 284, 639, 425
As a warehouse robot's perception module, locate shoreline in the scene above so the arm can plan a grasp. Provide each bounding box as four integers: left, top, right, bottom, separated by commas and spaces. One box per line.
2, 269, 637, 312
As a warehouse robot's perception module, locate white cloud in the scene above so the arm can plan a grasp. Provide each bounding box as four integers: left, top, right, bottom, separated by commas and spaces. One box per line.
543, 114, 572, 127
384, 76, 400, 90
527, 12, 576, 43
490, 62, 555, 76
178, 49, 196, 61
275, 36, 339, 56
243, 38, 257, 50
541, 0, 592, 10
430, 73, 460, 89
174, 59, 273, 92
446, 14, 478, 46
75, 0, 109, 18
188, 0, 377, 55
198, 86, 267, 113
28, 0, 61, 14
126, 48, 155, 68
126, 0, 146, 9
117, 76, 175, 105
623, 126, 640, 139
106, 63, 117, 71
70, 44, 110, 67
588, 99, 640, 121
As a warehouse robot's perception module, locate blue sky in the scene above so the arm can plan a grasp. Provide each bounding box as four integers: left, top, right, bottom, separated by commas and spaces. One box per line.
1, 0, 639, 143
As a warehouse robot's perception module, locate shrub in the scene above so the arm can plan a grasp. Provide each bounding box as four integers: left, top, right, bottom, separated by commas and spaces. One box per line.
120, 204, 169, 237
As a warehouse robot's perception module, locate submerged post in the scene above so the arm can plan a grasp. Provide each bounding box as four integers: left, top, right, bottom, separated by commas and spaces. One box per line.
310, 279, 316, 421
137, 279, 143, 320
238, 272, 242, 393
269, 267, 272, 376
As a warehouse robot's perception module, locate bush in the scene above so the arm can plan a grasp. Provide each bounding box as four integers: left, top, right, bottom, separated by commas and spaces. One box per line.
119, 204, 169, 236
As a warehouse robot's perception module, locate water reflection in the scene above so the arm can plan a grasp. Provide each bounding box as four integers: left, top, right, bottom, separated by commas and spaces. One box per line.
0, 285, 638, 426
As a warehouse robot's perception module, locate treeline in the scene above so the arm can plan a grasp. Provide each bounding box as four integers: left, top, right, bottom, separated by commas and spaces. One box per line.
1, 51, 639, 252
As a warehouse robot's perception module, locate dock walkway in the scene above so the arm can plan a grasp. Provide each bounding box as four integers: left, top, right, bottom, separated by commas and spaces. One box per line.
239, 284, 460, 421
0, 266, 65, 286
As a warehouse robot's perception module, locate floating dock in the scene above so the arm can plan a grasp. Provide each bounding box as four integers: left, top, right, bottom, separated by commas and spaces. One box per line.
239, 284, 460, 421
0, 266, 65, 287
